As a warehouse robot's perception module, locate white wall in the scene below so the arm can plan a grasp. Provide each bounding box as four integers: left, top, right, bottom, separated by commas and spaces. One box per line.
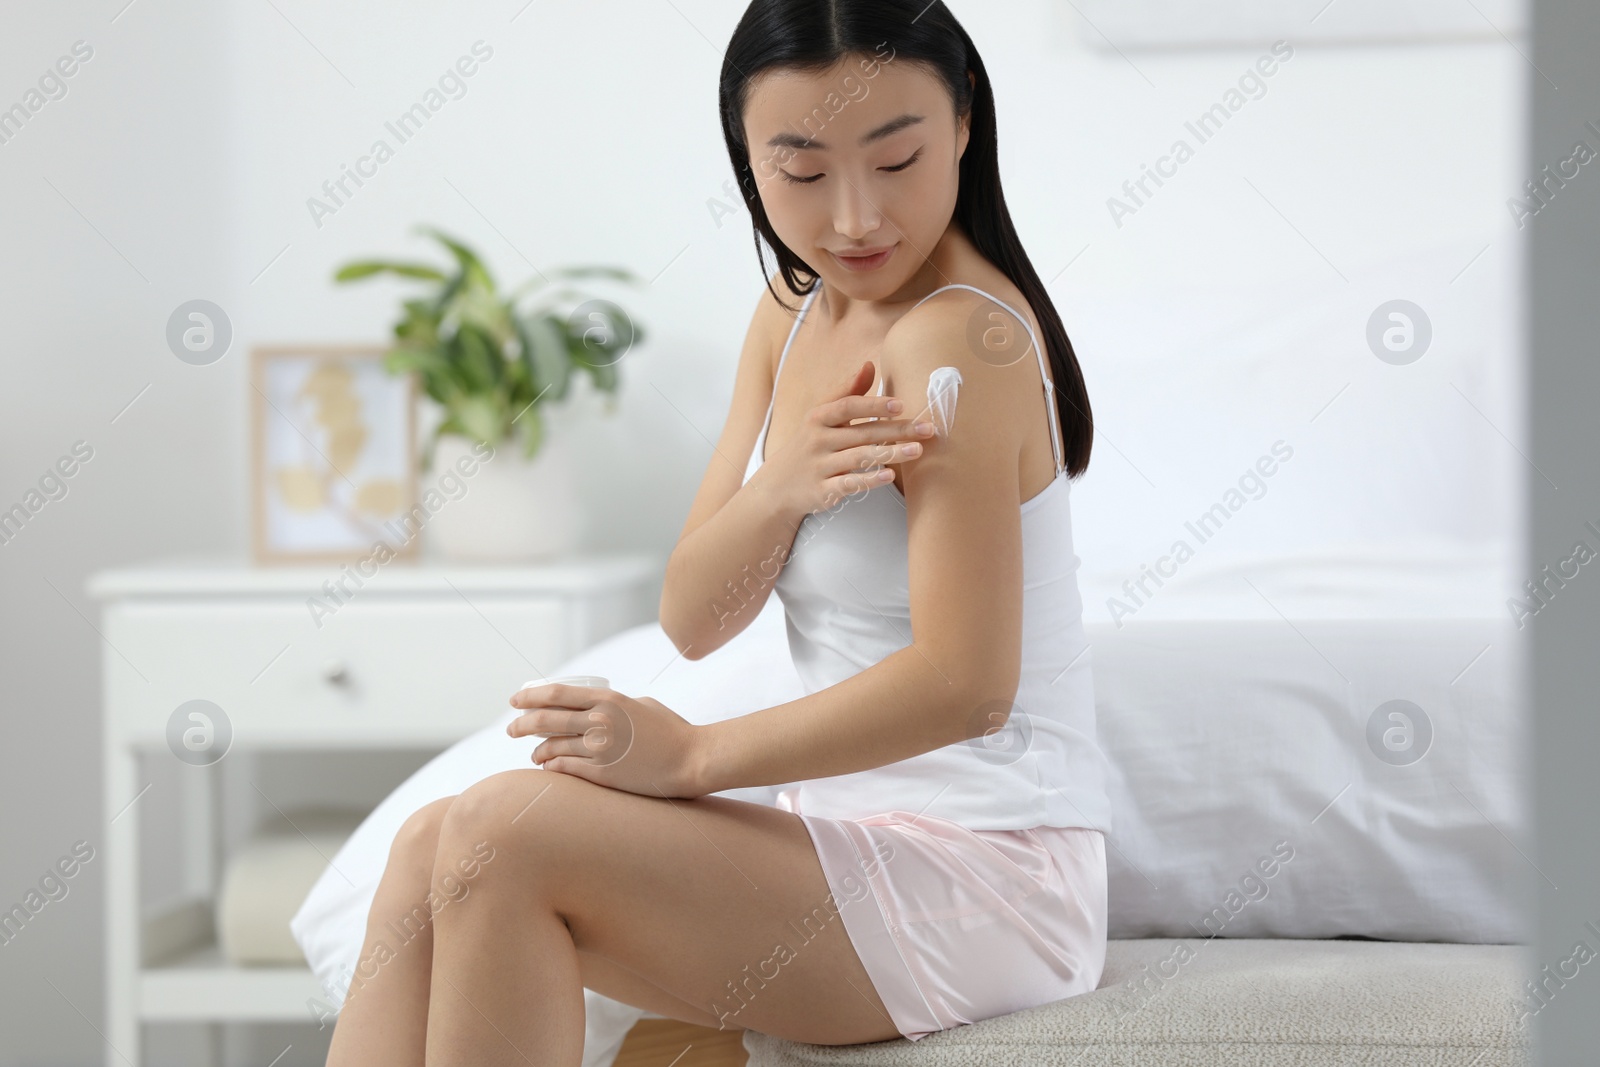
0, 0, 1524, 1061
1, 1, 240, 1062
227, 0, 1527, 585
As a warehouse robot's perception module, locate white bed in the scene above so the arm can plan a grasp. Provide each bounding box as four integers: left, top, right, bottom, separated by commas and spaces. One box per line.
292, 542, 1526, 1065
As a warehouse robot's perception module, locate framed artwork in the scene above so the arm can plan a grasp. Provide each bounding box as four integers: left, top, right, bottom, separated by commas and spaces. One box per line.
250, 345, 420, 564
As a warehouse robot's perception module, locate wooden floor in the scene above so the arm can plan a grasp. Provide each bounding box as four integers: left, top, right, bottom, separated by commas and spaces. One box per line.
613, 1018, 748, 1067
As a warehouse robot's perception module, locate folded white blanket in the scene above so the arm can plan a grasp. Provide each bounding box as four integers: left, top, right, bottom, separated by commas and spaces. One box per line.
219, 809, 365, 965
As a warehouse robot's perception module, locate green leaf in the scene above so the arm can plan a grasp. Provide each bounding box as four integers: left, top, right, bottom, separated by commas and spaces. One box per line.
394, 298, 442, 352
512, 316, 538, 390
580, 359, 620, 393
333, 261, 448, 283
384, 344, 448, 373
453, 326, 501, 394
453, 394, 503, 446
522, 313, 572, 402
415, 225, 496, 293
573, 303, 639, 362
504, 347, 530, 392
517, 405, 545, 459
448, 283, 515, 351
433, 269, 466, 318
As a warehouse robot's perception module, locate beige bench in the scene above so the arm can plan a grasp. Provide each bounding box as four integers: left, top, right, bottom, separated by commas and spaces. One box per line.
742, 937, 1532, 1067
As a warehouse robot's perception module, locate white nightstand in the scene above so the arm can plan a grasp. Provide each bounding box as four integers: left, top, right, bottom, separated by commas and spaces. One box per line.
87, 552, 661, 1067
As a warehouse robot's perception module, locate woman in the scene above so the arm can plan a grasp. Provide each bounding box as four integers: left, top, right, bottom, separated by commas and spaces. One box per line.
327, 1, 1111, 1062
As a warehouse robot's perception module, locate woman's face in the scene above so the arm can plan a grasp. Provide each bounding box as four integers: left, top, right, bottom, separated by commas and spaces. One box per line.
741, 54, 970, 302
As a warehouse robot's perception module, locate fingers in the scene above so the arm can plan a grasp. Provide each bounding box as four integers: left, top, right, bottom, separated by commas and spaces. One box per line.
510, 681, 606, 710
538, 756, 597, 782
846, 437, 925, 472
805, 415, 932, 483
823, 390, 905, 426
507, 707, 592, 739
822, 439, 918, 490
825, 467, 898, 498
532, 735, 594, 764
816, 422, 935, 497
840, 416, 934, 448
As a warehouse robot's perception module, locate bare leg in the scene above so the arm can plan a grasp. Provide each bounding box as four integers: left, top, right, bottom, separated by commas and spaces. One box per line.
327, 789, 749, 1067
424, 769, 900, 1066
327, 796, 458, 1067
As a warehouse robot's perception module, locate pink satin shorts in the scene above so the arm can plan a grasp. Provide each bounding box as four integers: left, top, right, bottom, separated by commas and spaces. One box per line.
778, 791, 1108, 1042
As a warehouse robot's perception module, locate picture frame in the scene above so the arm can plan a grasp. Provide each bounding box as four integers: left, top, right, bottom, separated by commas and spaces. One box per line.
250, 345, 420, 565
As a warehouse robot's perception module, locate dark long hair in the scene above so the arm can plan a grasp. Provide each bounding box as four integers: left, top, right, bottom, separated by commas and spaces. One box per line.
718, 0, 1093, 478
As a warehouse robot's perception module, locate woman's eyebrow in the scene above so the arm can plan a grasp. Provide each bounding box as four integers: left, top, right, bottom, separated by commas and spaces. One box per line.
765, 113, 925, 152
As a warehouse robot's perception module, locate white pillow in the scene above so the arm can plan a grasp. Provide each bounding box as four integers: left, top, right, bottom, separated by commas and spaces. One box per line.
290, 598, 799, 1067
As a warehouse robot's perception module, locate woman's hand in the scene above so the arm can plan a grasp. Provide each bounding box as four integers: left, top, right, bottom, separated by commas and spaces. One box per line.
506, 683, 708, 799
758, 360, 935, 518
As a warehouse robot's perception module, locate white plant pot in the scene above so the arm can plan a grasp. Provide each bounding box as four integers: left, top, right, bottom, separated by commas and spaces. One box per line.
424, 431, 582, 562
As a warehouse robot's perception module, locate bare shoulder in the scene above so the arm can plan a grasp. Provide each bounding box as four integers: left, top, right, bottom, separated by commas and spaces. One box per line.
881, 282, 1043, 443
716, 283, 809, 449
747, 282, 809, 385
886, 281, 1040, 368
700, 283, 810, 489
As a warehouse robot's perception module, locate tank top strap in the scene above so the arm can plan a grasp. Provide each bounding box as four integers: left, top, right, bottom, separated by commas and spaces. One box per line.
772, 284, 821, 389
909, 283, 1063, 474
757, 285, 822, 455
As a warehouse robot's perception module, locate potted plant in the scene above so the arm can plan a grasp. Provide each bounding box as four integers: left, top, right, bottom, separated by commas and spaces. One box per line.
335, 226, 643, 561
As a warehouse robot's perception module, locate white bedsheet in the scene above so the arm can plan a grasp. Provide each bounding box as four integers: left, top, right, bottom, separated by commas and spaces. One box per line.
1078, 542, 1528, 944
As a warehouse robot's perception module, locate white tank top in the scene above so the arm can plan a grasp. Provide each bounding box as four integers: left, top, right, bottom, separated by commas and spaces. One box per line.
741, 282, 1114, 834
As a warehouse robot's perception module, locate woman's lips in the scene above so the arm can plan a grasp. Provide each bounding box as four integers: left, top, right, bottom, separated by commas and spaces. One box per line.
831, 244, 897, 272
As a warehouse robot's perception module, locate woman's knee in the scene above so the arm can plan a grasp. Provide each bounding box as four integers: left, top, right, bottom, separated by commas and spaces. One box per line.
387, 796, 458, 882
436, 769, 582, 882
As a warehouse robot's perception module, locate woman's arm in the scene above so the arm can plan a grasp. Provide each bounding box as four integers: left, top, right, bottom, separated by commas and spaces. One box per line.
691, 299, 1034, 793
659, 288, 804, 659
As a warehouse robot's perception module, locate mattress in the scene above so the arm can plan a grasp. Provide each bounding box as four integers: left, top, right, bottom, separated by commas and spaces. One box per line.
1076, 541, 1528, 943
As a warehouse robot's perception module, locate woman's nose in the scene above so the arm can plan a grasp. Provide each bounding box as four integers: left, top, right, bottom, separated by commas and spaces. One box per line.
833, 180, 882, 241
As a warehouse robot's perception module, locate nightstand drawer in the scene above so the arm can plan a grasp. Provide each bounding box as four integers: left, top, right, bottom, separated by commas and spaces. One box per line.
104, 597, 571, 746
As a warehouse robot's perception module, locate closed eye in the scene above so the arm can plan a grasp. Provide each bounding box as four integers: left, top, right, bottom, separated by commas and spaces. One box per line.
777, 147, 924, 186
880, 148, 922, 173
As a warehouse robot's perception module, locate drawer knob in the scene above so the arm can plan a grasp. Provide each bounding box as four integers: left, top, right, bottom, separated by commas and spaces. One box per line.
323, 661, 351, 687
